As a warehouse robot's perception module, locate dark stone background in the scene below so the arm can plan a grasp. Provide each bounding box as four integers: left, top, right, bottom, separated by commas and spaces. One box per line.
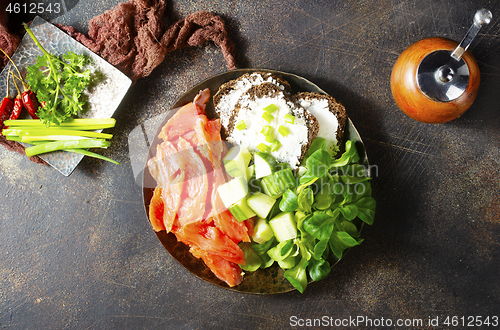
1, 0, 499, 329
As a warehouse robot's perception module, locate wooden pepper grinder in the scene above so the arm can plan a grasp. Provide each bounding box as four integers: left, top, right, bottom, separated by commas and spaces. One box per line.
391, 9, 492, 123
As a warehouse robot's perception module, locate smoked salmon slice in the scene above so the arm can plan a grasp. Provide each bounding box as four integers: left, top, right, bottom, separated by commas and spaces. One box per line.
190, 246, 243, 287
174, 221, 245, 265
175, 137, 209, 227
148, 88, 249, 288
148, 140, 186, 233
158, 88, 210, 141
162, 171, 185, 232
180, 109, 224, 168
149, 187, 166, 232
213, 209, 251, 244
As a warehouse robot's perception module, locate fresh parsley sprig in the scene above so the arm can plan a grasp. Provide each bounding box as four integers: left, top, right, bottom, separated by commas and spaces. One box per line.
22, 22, 100, 126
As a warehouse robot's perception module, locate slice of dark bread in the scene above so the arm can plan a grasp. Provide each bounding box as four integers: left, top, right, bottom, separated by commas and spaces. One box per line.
293, 92, 347, 156
218, 81, 318, 169
213, 72, 292, 137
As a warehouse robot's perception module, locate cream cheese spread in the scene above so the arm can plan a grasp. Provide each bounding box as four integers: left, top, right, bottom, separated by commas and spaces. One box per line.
297, 98, 339, 155
228, 93, 309, 169
217, 73, 287, 129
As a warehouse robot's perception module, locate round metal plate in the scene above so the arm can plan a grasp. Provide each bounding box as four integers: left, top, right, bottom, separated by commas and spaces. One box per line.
142, 69, 369, 294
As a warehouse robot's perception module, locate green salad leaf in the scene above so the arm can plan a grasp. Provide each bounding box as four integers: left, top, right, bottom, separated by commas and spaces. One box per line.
244, 138, 376, 293
279, 189, 299, 212
308, 257, 330, 282
301, 137, 326, 163
284, 258, 309, 293
303, 209, 338, 241
297, 188, 314, 213
238, 242, 263, 272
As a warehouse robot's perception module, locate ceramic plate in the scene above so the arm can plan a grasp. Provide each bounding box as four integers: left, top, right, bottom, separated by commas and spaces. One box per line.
0, 16, 132, 176
142, 69, 368, 294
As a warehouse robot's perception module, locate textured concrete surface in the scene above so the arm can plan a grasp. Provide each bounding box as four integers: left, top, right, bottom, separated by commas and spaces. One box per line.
1, 0, 499, 329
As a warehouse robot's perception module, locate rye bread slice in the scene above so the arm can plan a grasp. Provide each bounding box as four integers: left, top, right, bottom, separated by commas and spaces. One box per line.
213, 71, 292, 137
222, 82, 319, 169
293, 92, 348, 156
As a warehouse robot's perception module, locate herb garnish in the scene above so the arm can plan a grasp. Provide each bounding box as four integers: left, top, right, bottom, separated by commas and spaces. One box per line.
22, 23, 100, 126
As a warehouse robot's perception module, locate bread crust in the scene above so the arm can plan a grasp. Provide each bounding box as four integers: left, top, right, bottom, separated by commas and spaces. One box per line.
234, 83, 319, 165
213, 72, 348, 167
213, 71, 291, 112
214, 71, 292, 140
293, 92, 347, 152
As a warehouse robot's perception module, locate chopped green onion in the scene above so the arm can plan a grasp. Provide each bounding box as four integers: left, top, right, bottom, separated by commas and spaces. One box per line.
22, 135, 90, 142
261, 125, 273, 136
265, 134, 275, 143
8, 139, 119, 164
271, 140, 282, 151
18, 128, 113, 139
4, 117, 119, 165
65, 148, 120, 164
278, 125, 289, 137
235, 120, 246, 130
284, 114, 295, 124
25, 139, 110, 157
263, 104, 278, 113
261, 125, 275, 142
257, 143, 271, 153
1, 128, 22, 137
4, 136, 23, 142
262, 112, 275, 123
3, 118, 116, 130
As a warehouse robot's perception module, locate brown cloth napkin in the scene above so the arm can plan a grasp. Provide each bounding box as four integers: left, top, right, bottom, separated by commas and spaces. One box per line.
0, 0, 237, 164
